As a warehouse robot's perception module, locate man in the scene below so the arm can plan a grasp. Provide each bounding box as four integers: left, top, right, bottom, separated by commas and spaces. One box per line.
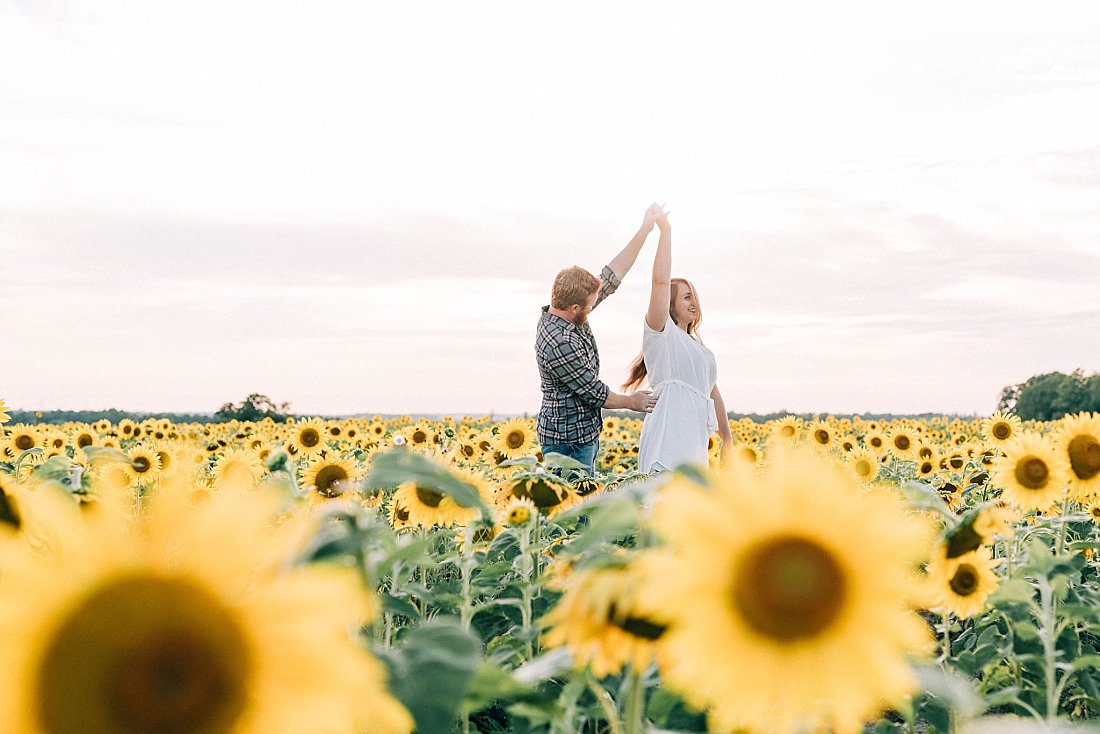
535, 205, 661, 475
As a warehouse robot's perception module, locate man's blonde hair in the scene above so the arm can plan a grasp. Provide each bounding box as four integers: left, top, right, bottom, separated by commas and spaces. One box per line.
551, 266, 601, 310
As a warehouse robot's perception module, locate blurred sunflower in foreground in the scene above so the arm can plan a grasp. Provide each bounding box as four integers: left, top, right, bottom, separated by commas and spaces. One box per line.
0, 478, 412, 734
542, 558, 669, 679
641, 449, 933, 734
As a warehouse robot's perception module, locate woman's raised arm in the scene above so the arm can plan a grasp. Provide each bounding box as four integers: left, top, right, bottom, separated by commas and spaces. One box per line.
646, 208, 672, 332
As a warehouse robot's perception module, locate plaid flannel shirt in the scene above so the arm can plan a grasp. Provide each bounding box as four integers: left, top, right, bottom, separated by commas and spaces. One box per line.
536, 265, 621, 445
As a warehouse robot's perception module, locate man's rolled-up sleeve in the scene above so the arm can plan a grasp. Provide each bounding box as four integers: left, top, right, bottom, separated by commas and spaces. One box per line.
543, 336, 610, 409
592, 265, 621, 310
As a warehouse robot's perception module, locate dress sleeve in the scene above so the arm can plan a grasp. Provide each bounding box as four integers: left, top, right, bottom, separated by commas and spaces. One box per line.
643, 314, 674, 336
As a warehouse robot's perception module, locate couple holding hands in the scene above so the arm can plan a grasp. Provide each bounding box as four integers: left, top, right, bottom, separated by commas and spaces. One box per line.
535, 203, 732, 476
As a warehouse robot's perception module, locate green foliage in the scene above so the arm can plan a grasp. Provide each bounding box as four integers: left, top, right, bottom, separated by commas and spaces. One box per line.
379, 620, 482, 733
5, 408, 216, 425
1000, 370, 1100, 421
213, 392, 292, 422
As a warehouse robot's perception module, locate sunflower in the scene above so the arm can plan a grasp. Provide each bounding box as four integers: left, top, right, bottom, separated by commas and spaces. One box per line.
807, 420, 834, 452
501, 496, 537, 527
298, 456, 362, 501
571, 476, 604, 497
6, 424, 39, 455
390, 480, 465, 528
733, 443, 762, 466
941, 450, 968, 472
288, 418, 328, 459
41, 432, 67, 453
455, 439, 479, 462
542, 560, 669, 679
210, 448, 265, 491
865, 431, 887, 452
771, 415, 802, 443
926, 547, 1001, 619
505, 474, 576, 516
0, 484, 412, 734
916, 457, 938, 479
403, 422, 435, 451
495, 418, 537, 459
1086, 500, 1100, 524
642, 448, 932, 734
123, 445, 162, 486
0, 398, 10, 425
70, 425, 98, 450
981, 411, 1023, 447
1052, 412, 1100, 498
886, 426, 919, 460
445, 467, 496, 527
991, 432, 1068, 512
117, 418, 136, 440
846, 446, 883, 484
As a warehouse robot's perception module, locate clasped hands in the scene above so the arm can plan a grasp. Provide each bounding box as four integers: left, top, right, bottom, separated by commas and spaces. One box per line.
641, 201, 671, 234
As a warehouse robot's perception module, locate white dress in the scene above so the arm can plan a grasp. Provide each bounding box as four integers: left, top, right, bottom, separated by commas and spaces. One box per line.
637, 315, 719, 472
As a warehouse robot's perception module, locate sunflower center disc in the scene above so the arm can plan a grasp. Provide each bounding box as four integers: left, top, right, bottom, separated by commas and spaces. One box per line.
992, 423, 1011, 440
814, 430, 829, 445
414, 485, 444, 507
1068, 436, 1100, 481
300, 429, 320, 448
895, 436, 911, 451
132, 457, 150, 473
506, 431, 525, 450
733, 537, 847, 642
515, 478, 564, 508
1016, 457, 1050, 489
0, 489, 21, 529
315, 466, 349, 497
37, 574, 250, 734
949, 565, 979, 596
16, 435, 34, 450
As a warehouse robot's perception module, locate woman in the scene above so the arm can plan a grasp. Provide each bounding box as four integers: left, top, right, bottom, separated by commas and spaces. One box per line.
623, 208, 732, 472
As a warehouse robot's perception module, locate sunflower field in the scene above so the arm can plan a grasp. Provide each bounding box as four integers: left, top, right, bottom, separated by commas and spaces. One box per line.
2, 395, 1100, 734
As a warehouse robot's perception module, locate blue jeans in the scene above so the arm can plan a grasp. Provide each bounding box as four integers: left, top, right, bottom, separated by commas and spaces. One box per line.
541, 441, 598, 478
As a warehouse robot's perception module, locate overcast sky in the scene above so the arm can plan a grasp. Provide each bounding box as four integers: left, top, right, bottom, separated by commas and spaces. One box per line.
2, 1, 1099, 417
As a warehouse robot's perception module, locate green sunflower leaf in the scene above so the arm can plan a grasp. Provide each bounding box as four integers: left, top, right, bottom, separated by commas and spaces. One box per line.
365, 448, 491, 515
381, 618, 481, 733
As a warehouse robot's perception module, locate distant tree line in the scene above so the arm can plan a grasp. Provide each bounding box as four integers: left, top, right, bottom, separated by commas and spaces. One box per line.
5, 393, 293, 426
214, 393, 293, 423
5, 409, 216, 426
998, 370, 1100, 421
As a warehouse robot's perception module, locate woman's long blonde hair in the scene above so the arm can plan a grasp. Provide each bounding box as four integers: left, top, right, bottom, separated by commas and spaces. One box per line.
622, 278, 703, 392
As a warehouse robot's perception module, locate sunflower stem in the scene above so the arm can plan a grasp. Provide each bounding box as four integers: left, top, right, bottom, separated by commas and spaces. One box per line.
518, 518, 535, 660
586, 673, 624, 734
1006, 535, 1018, 580
460, 523, 476, 631
1037, 575, 1060, 721
622, 667, 646, 734
1055, 498, 1071, 557
939, 613, 952, 665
